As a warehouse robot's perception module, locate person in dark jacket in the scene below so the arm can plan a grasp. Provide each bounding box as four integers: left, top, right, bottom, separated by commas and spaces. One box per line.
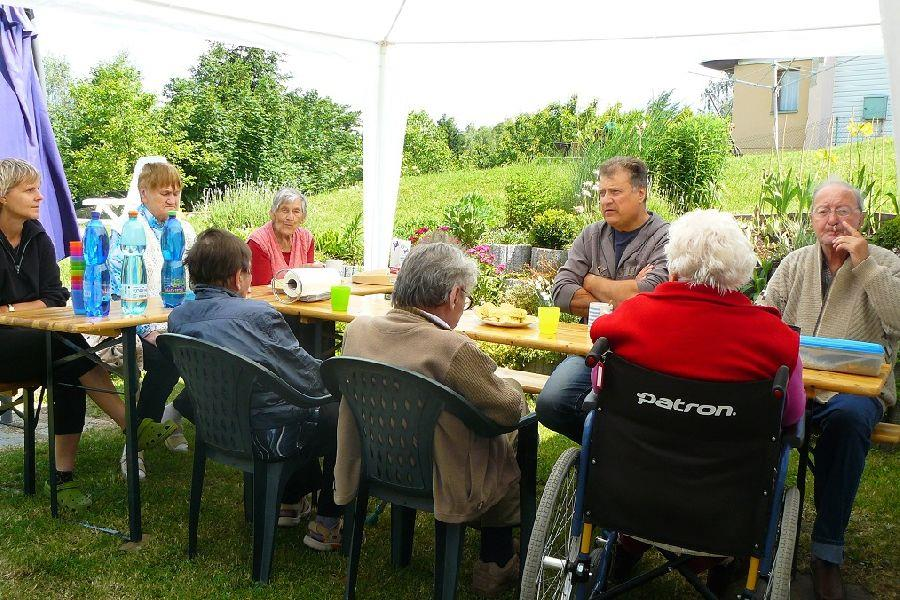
0, 158, 174, 509
168, 228, 342, 550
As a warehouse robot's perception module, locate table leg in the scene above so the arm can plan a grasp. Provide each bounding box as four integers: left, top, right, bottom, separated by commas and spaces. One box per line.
23, 387, 35, 495
45, 332, 57, 517
286, 318, 337, 360
122, 328, 143, 542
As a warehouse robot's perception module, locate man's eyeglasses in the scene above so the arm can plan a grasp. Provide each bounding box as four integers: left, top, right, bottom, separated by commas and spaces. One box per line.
463, 294, 474, 311
812, 206, 858, 219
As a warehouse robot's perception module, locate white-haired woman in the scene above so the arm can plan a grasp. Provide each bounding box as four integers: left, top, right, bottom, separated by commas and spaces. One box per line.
248, 188, 320, 286
588, 209, 805, 589
339, 242, 527, 596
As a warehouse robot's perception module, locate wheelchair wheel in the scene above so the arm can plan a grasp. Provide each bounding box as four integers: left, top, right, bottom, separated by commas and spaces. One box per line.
766, 486, 800, 600
521, 447, 581, 600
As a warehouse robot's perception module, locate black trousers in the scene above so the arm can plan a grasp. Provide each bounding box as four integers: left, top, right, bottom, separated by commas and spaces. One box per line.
137, 336, 181, 423
174, 395, 340, 518
0, 327, 95, 435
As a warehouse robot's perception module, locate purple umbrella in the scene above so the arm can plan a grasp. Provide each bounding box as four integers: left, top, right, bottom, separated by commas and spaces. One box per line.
0, 6, 77, 260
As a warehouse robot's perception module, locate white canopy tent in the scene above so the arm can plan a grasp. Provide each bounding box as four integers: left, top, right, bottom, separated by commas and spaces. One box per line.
20, 0, 900, 267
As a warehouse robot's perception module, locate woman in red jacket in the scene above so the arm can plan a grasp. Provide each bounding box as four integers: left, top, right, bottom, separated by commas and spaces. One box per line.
247, 188, 321, 286
589, 208, 805, 590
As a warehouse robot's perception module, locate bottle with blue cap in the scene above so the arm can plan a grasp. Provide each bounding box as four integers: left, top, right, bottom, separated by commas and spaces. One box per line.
82, 211, 110, 316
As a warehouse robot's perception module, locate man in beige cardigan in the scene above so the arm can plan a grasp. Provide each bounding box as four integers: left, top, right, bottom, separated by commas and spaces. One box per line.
759, 180, 900, 600
338, 242, 526, 597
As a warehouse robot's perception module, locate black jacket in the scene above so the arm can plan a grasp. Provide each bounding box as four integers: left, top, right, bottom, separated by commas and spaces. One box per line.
0, 219, 69, 307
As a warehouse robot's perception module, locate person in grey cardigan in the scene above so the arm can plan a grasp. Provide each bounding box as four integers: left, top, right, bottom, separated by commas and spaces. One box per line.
538, 157, 669, 442
759, 180, 900, 600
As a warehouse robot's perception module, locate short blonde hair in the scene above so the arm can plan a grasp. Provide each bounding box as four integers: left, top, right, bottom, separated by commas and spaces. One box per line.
0, 158, 40, 198
665, 209, 757, 293
137, 161, 182, 193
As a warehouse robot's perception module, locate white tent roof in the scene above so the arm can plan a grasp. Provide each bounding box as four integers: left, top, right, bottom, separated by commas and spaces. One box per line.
21, 0, 900, 266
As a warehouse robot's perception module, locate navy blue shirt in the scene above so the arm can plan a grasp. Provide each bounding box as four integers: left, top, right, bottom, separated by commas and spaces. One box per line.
612, 227, 640, 268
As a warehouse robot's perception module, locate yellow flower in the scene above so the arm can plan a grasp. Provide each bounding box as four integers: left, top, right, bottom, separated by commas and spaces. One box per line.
859, 121, 874, 137
815, 149, 837, 164
847, 120, 861, 136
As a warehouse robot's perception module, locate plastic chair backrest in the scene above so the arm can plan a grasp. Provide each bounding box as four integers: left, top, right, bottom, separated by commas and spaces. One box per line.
585, 351, 788, 558
322, 356, 471, 503
159, 333, 331, 465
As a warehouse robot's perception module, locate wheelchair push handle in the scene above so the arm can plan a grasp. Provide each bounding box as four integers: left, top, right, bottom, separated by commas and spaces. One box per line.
584, 337, 609, 368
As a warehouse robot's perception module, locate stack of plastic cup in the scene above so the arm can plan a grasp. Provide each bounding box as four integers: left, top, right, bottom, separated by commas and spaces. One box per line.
69, 240, 85, 315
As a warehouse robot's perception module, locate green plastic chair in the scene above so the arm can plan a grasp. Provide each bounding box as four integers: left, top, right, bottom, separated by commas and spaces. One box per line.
159, 333, 334, 583
322, 356, 538, 600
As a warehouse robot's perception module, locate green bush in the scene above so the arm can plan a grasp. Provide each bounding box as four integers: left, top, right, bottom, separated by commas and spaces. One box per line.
650, 112, 731, 214
505, 171, 564, 230
315, 212, 363, 264
530, 208, 580, 250
872, 216, 900, 251
188, 181, 275, 238
442, 192, 495, 248
402, 111, 456, 176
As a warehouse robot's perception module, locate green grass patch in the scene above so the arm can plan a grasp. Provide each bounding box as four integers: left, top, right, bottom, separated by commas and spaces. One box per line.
0, 422, 896, 598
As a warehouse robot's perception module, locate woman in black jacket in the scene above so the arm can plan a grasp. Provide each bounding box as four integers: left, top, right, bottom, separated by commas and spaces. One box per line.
0, 158, 174, 509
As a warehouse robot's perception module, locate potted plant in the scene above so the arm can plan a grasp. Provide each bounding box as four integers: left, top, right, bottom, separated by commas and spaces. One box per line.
529, 208, 580, 272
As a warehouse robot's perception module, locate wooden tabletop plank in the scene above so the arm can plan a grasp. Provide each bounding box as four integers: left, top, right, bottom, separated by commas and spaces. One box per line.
0, 298, 168, 334
804, 362, 892, 399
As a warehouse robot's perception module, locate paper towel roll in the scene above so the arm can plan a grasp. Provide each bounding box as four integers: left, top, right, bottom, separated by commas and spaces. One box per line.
282, 268, 342, 300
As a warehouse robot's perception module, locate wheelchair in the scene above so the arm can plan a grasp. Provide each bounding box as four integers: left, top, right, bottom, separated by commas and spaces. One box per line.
522, 338, 805, 600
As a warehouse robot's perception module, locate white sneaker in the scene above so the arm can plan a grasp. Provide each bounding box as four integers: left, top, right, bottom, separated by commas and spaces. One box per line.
119, 447, 146, 481
278, 495, 313, 527
164, 429, 189, 453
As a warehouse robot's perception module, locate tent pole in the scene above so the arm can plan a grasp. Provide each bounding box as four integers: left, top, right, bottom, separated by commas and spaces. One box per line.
23, 8, 45, 89
880, 0, 900, 201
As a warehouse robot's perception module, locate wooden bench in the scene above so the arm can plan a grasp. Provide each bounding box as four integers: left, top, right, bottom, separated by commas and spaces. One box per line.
496, 368, 549, 395
872, 422, 900, 444
496, 367, 900, 445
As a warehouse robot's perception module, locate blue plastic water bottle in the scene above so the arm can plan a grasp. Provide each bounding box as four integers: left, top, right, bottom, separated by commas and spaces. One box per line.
160, 211, 186, 308
82, 212, 110, 317
120, 210, 148, 316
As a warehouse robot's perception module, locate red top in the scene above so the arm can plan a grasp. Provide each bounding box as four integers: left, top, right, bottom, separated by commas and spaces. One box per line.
590, 281, 804, 425
248, 239, 315, 286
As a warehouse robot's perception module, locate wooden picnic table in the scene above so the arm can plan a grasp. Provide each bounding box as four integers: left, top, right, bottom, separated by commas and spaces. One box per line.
0, 298, 170, 543
1, 290, 891, 543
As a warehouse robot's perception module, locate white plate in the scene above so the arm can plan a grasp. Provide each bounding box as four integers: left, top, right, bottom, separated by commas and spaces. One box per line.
477, 315, 538, 328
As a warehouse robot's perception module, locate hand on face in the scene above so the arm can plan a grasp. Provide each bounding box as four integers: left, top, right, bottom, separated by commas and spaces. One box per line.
832, 221, 869, 267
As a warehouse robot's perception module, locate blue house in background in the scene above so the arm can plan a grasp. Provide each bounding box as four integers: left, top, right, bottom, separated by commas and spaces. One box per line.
808, 55, 894, 148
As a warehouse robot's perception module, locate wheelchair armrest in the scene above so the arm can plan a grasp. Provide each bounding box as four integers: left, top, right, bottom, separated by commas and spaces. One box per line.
782, 414, 806, 449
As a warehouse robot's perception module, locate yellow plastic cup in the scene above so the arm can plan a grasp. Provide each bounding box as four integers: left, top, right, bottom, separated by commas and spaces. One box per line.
330, 285, 351, 312
538, 306, 561, 337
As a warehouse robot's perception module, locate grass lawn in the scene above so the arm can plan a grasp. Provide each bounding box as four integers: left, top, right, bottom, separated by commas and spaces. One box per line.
0, 416, 896, 599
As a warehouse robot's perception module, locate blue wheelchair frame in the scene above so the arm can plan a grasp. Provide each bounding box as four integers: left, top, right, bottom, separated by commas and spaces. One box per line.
563, 345, 804, 600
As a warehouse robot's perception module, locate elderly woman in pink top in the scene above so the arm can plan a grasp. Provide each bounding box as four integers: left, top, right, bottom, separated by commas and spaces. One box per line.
248, 187, 321, 285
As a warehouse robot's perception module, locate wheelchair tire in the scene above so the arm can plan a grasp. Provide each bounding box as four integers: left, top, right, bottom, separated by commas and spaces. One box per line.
766, 486, 800, 600
521, 447, 581, 600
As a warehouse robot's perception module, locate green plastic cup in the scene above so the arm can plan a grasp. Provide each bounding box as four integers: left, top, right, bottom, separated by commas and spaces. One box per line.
330, 285, 351, 312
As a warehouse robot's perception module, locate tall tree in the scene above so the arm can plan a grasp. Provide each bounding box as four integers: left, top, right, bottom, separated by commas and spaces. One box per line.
59, 54, 190, 200
163, 43, 362, 200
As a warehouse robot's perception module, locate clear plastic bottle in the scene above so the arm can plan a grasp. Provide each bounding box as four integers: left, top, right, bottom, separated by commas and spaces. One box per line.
82, 212, 110, 317
120, 210, 148, 316
160, 211, 186, 308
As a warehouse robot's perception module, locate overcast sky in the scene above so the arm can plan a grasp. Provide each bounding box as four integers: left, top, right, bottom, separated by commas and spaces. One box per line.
29, 7, 722, 126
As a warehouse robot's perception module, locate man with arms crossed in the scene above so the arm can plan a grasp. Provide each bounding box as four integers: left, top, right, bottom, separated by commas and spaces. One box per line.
537, 156, 669, 442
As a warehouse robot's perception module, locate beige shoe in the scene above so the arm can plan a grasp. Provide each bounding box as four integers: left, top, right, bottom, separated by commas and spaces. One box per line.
164, 428, 189, 453
471, 553, 519, 597
303, 519, 342, 552
278, 495, 313, 527
119, 447, 146, 481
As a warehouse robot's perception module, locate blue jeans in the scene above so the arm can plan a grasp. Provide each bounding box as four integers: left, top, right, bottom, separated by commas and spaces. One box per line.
810, 393, 883, 564
536, 355, 593, 443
